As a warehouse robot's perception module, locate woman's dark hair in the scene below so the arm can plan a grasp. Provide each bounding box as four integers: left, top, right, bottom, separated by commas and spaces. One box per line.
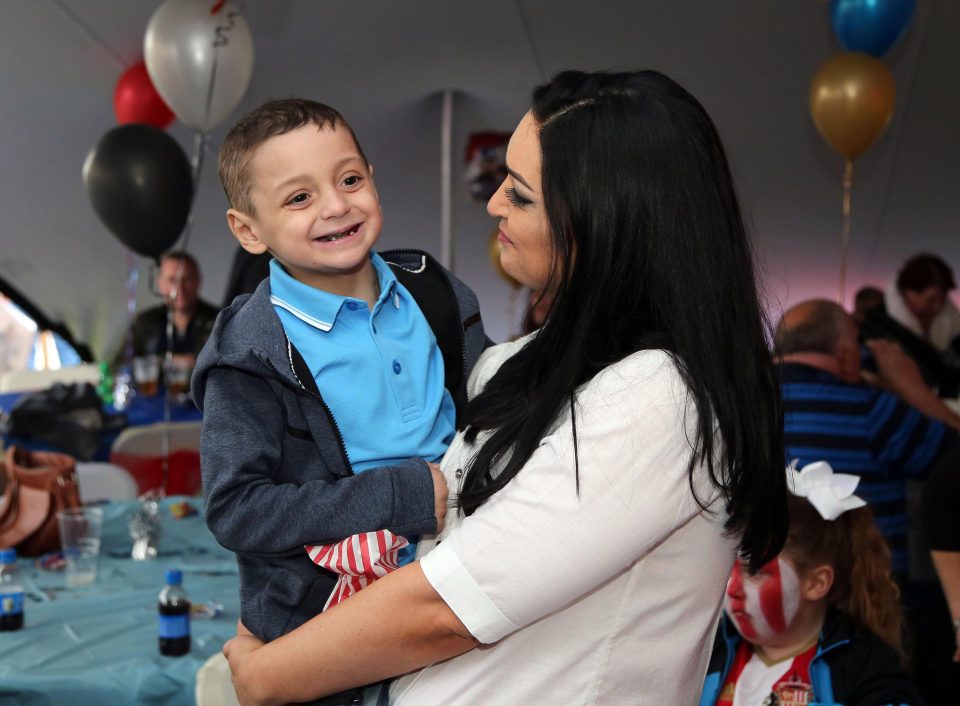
896, 253, 955, 293
458, 70, 787, 572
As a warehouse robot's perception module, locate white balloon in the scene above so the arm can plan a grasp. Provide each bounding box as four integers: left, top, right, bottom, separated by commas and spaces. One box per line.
144, 0, 254, 133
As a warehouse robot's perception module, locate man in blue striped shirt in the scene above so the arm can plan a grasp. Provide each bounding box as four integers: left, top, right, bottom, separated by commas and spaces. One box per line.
775, 299, 960, 580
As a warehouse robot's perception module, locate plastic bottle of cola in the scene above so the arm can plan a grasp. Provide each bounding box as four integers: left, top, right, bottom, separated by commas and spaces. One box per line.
0, 548, 24, 631
158, 568, 190, 656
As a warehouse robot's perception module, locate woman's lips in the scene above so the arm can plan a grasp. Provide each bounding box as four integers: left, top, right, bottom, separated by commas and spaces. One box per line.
497, 230, 512, 244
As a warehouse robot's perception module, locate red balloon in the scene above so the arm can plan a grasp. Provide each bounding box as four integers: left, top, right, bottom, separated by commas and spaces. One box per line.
113, 61, 175, 129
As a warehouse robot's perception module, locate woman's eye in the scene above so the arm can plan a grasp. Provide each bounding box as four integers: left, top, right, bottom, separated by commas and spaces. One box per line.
286, 193, 309, 206
504, 186, 531, 208
343, 175, 361, 187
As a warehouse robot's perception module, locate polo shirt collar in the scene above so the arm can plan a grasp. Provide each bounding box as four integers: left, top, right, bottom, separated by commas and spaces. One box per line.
268, 253, 400, 333
370, 252, 401, 313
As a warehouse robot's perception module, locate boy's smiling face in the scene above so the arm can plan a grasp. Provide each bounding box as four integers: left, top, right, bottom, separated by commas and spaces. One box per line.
227, 123, 382, 292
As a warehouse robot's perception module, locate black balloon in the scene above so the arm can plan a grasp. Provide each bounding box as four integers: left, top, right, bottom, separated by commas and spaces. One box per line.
82, 124, 193, 259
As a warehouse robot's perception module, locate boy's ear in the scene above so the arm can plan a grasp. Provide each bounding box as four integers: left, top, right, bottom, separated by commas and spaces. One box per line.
803, 564, 834, 602
227, 209, 268, 255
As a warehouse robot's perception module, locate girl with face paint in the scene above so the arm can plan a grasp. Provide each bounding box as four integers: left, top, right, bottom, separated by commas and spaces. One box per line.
700, 467, 923, 706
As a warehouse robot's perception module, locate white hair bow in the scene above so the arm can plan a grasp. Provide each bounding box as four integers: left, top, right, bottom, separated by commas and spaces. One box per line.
786, 460, 867, 521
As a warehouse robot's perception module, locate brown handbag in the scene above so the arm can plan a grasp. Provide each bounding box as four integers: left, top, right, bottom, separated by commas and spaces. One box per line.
0, 446, 81, 557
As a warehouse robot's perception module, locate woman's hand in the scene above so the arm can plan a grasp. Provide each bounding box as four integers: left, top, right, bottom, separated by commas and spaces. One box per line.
217, 563, 477, 704
223, 622, 271, 706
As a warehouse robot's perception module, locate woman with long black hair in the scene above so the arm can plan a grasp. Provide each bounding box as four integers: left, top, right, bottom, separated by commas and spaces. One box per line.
223, 69, 788, 706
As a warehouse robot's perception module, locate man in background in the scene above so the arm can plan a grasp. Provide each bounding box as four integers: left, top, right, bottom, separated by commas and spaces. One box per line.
115, 251, 218, 367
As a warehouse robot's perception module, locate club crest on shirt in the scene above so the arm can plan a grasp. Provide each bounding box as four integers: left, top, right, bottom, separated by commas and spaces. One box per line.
761, 673, 814, 705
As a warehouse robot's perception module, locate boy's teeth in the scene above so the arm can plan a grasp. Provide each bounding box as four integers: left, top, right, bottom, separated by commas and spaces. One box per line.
320, 224, 358, 242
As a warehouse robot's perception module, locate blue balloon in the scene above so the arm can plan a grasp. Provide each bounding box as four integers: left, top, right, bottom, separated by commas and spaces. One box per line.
830, 0, 917, 56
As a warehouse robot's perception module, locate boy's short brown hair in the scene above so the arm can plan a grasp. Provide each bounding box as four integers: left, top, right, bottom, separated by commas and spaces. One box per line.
218, 98, 368, 215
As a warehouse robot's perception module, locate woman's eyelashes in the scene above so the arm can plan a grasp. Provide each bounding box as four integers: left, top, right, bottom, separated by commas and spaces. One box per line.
504, 186, 532, 208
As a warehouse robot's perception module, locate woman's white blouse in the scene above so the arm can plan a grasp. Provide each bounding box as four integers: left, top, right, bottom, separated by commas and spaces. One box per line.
391, 335, 737, 705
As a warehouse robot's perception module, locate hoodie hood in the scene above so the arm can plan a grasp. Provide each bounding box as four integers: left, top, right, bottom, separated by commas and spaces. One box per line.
191, 277, 298, 412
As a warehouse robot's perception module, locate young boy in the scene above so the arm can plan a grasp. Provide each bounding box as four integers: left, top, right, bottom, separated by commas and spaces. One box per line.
192, 99, 487, 656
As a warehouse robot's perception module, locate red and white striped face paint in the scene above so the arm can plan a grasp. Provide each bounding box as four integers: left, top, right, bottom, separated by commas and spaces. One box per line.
724, 557, 801, 644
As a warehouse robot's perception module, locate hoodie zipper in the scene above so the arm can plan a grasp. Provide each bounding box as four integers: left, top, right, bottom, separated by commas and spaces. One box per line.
260, 347, 353, 478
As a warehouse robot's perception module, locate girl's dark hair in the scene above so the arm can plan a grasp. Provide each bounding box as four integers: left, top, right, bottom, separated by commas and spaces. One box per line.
784, 496, 904, 657
457, 70, 787, 572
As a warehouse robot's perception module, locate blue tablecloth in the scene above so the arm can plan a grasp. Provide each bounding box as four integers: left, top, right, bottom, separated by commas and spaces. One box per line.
0, 498, 239, 706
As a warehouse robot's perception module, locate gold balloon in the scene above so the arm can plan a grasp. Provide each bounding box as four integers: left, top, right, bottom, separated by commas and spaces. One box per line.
810, 52, 896, 160
488, 228, 521, 289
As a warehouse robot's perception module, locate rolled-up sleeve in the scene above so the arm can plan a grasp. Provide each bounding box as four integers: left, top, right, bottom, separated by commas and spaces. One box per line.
421, 351, 716, 644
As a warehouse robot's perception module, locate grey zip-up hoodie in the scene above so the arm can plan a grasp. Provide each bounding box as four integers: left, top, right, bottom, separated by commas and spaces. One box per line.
192, 250, 488, 642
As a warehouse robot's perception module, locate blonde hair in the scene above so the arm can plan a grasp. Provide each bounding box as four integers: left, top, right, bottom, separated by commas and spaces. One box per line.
783, 495, 905, 658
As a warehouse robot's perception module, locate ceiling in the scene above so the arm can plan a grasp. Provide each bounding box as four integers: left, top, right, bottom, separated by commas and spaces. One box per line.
1, 0, 958, 354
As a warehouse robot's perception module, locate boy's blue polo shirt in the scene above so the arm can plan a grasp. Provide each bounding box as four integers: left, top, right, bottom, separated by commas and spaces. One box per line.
269, 254, 455, 562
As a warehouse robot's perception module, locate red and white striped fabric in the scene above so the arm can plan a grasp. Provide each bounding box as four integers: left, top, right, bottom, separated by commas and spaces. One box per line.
305, 530, 409, 610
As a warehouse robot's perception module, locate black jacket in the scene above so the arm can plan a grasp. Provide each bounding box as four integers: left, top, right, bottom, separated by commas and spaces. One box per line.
699, 610, 923, 706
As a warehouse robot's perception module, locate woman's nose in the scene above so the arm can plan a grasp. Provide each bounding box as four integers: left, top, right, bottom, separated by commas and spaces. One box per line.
487, 179, 509, 218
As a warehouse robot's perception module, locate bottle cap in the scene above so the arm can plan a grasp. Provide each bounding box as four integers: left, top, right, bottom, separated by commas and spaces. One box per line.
0, 548, 16, 563
164, 568, 183, 585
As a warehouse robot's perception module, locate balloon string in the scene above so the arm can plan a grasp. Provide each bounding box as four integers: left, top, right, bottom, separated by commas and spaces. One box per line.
159, 127, 209, 496
156, 5, 243, 496
839, 158, 854, 306
122, 249, 139, 366
204, 9, 241, 132
157, 129, 209, 497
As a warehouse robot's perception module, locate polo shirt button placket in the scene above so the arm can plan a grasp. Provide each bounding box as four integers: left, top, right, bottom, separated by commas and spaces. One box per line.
392, 360, 402, 375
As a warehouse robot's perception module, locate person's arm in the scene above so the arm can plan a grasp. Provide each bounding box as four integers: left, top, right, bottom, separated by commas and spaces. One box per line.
225, 562, 478, 706
930, 551, 960, 662
865, 338, 960, 431
227, 352, 712, 702
200, 366, 441, 553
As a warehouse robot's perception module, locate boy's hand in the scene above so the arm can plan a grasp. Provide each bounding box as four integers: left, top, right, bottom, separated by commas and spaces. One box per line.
428, 462, 448, 532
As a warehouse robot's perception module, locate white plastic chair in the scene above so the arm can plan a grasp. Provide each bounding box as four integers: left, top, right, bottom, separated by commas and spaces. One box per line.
76, 462, 139, 503
110, 421, 202, 456
109, 421, 203, 496
195, 653, 241, 706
